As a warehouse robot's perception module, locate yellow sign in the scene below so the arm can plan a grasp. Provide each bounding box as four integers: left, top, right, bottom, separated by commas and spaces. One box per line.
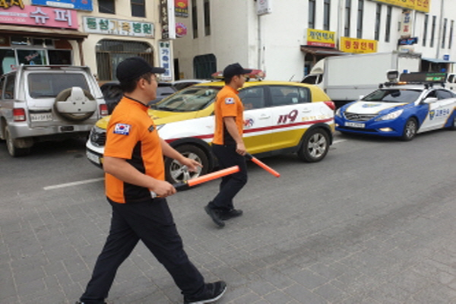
371, 0, 430, 13
340, 37, 377, 54
306, 29, 336, 48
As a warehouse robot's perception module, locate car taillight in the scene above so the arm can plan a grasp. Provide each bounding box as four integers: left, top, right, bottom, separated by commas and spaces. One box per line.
13, 108, 26, 122
324, 101, 335, 111
99, 104, 108, 116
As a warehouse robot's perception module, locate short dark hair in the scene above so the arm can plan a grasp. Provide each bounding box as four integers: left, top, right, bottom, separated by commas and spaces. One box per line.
120, 72, 153, 93
224, 75, 238, 85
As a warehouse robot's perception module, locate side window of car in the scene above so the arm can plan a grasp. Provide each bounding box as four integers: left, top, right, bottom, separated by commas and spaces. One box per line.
4, 74, 15, 99
436, 89, 453, 100
270, 86, 308, 106
239, 87, 265, 110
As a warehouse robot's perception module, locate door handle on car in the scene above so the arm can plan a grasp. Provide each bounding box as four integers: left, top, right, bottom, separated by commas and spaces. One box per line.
259, 115, 270, 119
302, 108, 311, 113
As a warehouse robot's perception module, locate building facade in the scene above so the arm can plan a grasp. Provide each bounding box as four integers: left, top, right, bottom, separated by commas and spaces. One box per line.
173, 0, 456, 81
0, 0, 166, 81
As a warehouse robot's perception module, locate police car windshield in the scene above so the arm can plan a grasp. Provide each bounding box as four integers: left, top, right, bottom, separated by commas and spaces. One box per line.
362, 89, 422, 103
155, 86, 221, 112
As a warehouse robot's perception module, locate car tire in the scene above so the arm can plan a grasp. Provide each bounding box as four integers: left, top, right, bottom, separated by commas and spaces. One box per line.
54, 87, 97, 122
5, 127, 31, 157
297, 128, 330, 162
401, 118, 418, 141
164, 144, 209, 185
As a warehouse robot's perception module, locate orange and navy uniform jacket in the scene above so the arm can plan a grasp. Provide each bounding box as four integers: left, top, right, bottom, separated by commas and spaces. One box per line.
212, 85, 244, 145
104, 96, 164, 204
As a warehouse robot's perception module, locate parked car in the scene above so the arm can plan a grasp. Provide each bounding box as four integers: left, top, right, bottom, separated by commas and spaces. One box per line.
0, 65, 108, 156
335, 71, 456, 141
101, 81, 176, 114
87, 71, 335, 184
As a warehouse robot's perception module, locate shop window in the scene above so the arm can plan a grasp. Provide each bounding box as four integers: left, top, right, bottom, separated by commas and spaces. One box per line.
0, 49, 16, 75
193, 54, 216, 79
96, 40, 153, 81
99, 0, 115, 14
131, 0, 145, 17
48, 50, 72, 65
17, 49, 47, 65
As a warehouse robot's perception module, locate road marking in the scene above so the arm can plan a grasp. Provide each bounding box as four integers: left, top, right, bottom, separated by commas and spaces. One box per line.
44, 178, 104, 190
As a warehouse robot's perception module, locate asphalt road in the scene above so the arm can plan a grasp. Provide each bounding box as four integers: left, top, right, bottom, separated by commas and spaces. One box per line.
1, 130, 456, 304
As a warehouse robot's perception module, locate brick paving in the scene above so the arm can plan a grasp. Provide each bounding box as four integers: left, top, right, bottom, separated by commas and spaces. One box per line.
2, 143, 456, 304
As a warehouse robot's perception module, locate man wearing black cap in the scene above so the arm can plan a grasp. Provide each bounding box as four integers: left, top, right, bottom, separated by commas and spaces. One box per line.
77, 57, 226, 304
205, 63, 252, 228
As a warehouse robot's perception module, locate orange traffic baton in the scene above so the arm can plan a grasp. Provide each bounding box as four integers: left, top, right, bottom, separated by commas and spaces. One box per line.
245, 153, 280, 178
151, 165, 240, 198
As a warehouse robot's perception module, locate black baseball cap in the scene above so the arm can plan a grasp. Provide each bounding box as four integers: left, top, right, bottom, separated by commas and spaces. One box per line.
223, 63, 252, 78
116, 57, 166, 83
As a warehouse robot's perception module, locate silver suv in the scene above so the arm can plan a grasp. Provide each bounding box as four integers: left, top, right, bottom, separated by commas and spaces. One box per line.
0, 65, 108, 156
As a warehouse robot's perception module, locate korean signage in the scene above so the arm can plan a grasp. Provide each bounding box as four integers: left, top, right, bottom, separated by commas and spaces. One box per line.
0, 5, 77, 29
400, 10, 413, 38
257, 0, 272, 16
31, 0, 93, 11
176, 22, 187, 38
370, 0, 430, 13
160, 0, 176, 39
158, 41, 172, 81
398, 37, 418, 45
175, 0, 188, 17
340, 37, 377, 54
306, 29, 336, 48
83, 17, 154, 38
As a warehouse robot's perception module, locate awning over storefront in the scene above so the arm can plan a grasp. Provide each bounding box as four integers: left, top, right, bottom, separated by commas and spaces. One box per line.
422, 57, 456, 64
0, 24, 88, 40
300, 46, 347, 55
0, 24, 88, 65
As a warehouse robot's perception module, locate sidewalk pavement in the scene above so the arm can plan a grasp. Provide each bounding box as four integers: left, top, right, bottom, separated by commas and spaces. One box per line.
2, 175, 456, 304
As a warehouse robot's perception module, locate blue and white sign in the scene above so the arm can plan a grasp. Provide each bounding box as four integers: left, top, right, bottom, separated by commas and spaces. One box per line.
31, 0, 93, 11
158, 41, 173, 81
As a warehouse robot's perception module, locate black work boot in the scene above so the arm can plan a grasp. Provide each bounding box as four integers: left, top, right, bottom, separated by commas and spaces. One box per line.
219, 209, 243, 221
204, 204, 225, 228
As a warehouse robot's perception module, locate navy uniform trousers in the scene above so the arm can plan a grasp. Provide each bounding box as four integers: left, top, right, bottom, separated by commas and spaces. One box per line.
210, 143, 248, 211
80, 197, 205, 304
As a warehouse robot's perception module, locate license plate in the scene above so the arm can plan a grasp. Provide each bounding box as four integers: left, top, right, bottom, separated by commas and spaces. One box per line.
345, 122, 365, 128
86, 151, 100, 165
30, 113, 53, 122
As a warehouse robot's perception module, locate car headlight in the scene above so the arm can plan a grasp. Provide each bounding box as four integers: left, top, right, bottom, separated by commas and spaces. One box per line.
376, 109, 404, 121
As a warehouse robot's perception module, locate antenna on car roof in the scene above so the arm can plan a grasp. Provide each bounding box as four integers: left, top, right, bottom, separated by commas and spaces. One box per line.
289, 75, 295, 82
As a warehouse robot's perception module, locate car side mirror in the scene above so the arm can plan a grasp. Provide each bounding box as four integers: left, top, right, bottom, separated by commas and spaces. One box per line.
423, 97, 438, 104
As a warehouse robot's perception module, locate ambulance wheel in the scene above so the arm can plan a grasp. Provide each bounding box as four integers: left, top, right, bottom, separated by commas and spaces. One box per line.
401, 118, 417, 141
165, 144, 209, 185
297, 128, 329, 162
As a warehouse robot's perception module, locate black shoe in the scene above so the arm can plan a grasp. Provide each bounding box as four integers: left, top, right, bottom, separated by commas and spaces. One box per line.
204, 205, 225, 228
184, 281, 227, 304
75, 301, 107, 304
219, 209, 243, 221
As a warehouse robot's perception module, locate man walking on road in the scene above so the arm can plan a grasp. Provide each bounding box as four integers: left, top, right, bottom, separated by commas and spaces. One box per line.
77, 57, 226, 304
205, 63, 252, 228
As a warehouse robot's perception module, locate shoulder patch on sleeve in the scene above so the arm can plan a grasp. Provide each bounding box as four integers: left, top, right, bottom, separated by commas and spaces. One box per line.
113, 123, 131, 135
225, 97, 235, 104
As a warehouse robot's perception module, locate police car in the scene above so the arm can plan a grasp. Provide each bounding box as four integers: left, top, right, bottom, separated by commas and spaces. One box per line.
335, 71, 456, 141
87, 71, 335, 184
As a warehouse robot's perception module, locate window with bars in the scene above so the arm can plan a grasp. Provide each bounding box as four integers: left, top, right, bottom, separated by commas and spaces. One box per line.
96, 40, 153, 81
442, 18, 447, 49
131, 0, 145, 17
422, 14, 429, 46
192, 1, 198, 39
431, 15, 436, 48
193, 54, 216, 79
385, 6, 391, 42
